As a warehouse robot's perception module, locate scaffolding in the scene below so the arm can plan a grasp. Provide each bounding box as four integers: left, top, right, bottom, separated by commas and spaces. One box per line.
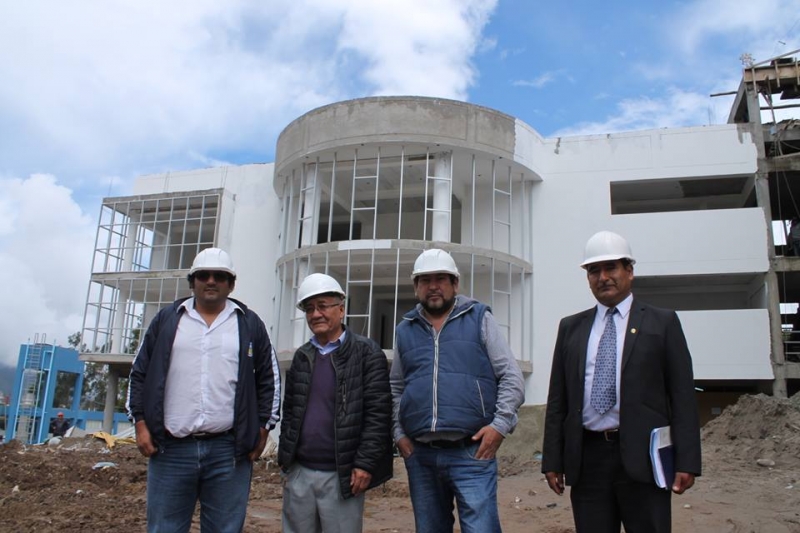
13, 334, 50, 444
729, 49, 800, 397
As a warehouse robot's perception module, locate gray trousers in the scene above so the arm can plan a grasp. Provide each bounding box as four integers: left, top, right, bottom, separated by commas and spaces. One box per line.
282, 464, 365, 533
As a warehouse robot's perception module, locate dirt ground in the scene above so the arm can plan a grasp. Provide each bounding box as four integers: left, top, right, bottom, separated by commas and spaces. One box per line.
1, 393, 799, 532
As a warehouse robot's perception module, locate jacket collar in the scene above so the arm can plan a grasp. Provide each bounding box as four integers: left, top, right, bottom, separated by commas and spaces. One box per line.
403, 294, 477, 323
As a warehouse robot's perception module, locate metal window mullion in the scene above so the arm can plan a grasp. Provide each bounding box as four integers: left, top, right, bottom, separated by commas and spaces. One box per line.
349, 150, 358, 241
273, 262, 285, 348
423, 148, 430, 240
505, 260, 512, 344
520, 268, 527, 364
506, 166, 513, 254
164, 197, 175, 270
279, 188, 289, 256
448, 151, 453, 241
490, 257, 495, 309
393, 147, 406, 348
364, 148, 382, 337
372, 147, 381, 239
345, 250, 352, 324
470, 155, 476, 247
491, 159, 497, 251
289, 173, 299, 252
177, 196, 189, 270
297, 166, 309, 242
102, 205, 115, 272
328, 153, 337, 244
313, 158, 321, 245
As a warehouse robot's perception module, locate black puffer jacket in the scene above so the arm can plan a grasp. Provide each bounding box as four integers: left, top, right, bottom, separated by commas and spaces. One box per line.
278, 328, 393, 499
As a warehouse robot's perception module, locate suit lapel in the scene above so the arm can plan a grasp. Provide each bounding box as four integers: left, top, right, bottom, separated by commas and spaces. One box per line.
621, 299, 645, 372
576, 308, 596, 386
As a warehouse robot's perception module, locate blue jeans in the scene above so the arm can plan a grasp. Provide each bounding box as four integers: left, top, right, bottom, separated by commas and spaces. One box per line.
404, 442, 501, 533
147, 433, 253, 533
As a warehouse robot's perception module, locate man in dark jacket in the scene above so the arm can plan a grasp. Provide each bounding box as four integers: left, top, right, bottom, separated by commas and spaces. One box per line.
279, 273, 392, 533
49, 412, 70, 437
127, 248, 281, 533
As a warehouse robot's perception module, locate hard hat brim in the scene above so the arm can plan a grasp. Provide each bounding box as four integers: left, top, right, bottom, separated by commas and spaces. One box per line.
410, 270, 460, 280
295, 290, 346, 310
189, 266, 237, 276
580, 254, 636, 268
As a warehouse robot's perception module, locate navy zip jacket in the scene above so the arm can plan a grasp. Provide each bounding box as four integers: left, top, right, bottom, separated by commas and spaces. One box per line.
127, 297, 281, 460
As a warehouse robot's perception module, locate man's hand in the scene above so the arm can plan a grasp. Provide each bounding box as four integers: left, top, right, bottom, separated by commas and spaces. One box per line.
248, 427, 269, 462
350, 468, 372, 495
545, 471, 565, 495
472, 426, 504, 460
396, 436, 414, 459
134, 420, 157, 457
672, 472, 695, 494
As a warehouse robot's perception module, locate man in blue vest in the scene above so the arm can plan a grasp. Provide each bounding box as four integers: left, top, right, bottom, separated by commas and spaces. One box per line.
391, 249, 525, 533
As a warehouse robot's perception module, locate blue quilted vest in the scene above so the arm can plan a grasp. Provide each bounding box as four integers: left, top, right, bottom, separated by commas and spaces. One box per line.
395, 298, 497, 438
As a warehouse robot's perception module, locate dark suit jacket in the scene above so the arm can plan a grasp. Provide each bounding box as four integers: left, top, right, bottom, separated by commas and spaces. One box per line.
542, 299, 702, 485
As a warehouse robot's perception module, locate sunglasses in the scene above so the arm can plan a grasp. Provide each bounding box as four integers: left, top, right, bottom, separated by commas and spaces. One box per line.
193, 271, 232, 283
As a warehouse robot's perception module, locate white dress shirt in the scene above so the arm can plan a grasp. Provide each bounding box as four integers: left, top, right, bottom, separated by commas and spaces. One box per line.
582, 293, 633, 431
164, 298, 240, 437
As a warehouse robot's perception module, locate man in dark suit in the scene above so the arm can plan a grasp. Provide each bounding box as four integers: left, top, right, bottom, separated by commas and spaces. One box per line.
542, 231, 701, 533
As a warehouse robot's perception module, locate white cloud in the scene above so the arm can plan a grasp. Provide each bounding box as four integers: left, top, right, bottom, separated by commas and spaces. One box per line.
0, 1, 498, 364
671, 0, 800, 59
513, 72, 558, 89
0, 174, 95, 366
334, 0, 497, 98
0, 1, 497, 189
552, 87, 712, 137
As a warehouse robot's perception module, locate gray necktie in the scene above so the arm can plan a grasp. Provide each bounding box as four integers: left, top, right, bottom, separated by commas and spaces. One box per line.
591, 307, 617, 415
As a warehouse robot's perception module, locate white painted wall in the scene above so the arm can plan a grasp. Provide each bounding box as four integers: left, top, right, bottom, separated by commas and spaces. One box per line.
524, 124, 764, 404
123, 121, 767, 407
680, 309, 772, 380
132, 164, 280, 327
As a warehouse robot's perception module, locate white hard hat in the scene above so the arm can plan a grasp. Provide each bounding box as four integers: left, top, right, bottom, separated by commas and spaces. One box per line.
411, 249, 460, 280
580, 231, 636, 268
296, 273, 346, 310
189, 248, 237, 276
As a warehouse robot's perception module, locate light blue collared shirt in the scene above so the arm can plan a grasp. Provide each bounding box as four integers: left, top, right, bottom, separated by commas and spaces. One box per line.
310, 329, 347, 355
582, 293, 633, 431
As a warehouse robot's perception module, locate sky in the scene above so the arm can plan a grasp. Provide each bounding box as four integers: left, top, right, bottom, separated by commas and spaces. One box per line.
0, 0, 798, 370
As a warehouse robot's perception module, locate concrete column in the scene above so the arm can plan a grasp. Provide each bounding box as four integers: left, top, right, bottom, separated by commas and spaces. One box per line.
432, 152, 452, 242
746, 84, 787, 398
103, 367, 118, 433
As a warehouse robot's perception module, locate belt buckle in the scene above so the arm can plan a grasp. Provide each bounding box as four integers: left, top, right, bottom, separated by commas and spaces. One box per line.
602, 429, 619, 442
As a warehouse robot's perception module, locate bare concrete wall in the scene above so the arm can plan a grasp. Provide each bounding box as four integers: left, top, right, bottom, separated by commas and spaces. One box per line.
498, 404, 547, 460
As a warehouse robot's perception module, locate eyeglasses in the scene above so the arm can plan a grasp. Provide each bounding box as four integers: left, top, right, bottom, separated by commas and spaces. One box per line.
193, 270, 232, 283
303, 302, 342, 315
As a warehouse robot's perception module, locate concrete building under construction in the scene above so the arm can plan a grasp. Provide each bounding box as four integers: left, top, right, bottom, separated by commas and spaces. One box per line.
79, 52, 800, 430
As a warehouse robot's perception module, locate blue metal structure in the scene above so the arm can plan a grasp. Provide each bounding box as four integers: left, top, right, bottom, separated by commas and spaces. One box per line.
5, 339, 129, 444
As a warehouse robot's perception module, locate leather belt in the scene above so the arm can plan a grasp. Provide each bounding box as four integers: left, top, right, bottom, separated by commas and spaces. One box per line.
584, 428, 619, 442
167, 429, 233, 441
415, 436, 474, 449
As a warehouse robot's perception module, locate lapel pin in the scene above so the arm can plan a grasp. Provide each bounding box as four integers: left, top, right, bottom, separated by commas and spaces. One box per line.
630, 328, 637, 334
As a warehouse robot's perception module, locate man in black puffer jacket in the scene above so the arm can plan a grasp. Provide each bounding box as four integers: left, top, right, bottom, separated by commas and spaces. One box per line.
278, 273, 393, 533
